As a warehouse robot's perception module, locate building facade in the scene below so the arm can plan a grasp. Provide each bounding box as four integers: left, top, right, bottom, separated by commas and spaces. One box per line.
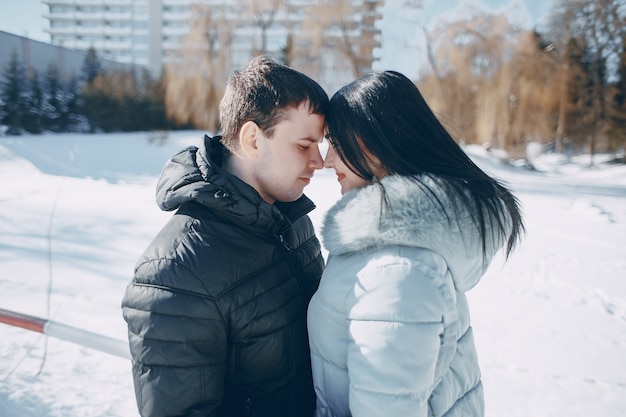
42, 0, 384, 91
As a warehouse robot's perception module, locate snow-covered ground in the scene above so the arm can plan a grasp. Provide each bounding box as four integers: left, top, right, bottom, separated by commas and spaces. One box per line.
0, 131, 624, 417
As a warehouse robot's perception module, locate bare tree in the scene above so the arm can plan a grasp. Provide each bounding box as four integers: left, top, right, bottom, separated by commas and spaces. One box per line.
543, 1, 578, 153
418, 8, 561, 156
163, 0, 384, 118
505, 31, 560, 153
163, 5, 234, 132
424, 11, 520, 149
546, 0, 626, 160
300, 0, 382, 79
240, 0, 284, 54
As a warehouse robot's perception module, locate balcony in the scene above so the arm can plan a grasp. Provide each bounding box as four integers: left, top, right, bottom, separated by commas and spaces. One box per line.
43, 0, 74, 5
45, 27, 79, 36
103, 26, 133, 35
44, 12, 77, 20
104, 12, 132, 20
162, 10, 191, 21
75, 12, 105, 20
162, 26, 189, 37
102, 40, 133, 51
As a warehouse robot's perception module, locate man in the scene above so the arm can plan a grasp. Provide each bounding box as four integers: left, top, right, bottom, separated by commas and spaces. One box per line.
122, 55, 328, 417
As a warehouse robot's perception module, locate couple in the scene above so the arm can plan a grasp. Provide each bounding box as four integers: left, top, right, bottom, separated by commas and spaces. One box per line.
121, 55, 524, 417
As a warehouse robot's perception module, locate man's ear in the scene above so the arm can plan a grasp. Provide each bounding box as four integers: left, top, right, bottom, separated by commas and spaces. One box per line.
239, 121, 261, 159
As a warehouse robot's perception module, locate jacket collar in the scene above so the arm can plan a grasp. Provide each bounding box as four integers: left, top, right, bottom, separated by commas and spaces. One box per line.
155, 134, 315, 231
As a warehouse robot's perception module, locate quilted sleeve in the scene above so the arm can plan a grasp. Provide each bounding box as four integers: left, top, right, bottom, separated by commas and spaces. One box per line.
345, 250, 448, 417
122, 259, 228, 417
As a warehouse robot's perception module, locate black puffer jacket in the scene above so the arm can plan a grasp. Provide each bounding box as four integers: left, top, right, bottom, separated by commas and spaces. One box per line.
122, 135, 323, 417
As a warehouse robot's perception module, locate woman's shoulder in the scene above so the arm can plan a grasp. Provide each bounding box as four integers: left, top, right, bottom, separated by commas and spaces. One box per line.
345, 245, 452, 322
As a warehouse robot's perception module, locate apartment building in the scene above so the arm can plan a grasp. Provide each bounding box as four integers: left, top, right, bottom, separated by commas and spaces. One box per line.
42, 0, 384, 91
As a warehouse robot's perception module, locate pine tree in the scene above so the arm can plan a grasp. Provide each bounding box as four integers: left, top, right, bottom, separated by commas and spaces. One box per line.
24, 70, 45, 134
44, 64, 64, 132
81, 47, 102, 84
0, 50, 29, 135
63, 75, 83, 132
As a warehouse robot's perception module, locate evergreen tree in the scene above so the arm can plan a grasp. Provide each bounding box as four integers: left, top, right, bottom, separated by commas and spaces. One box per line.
63, 75, 84, 132
44, 64, 64, 132
0, 50, 29, 135
81, 47, 102, 84
141, 72, 177, 131
24, 70, 45, 134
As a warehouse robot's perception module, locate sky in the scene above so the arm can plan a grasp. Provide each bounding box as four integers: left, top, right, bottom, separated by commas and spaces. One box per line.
375, 0, 554, 77
0, 0, 49, 41
0, 130, 625, 417
0, 0, 554, 79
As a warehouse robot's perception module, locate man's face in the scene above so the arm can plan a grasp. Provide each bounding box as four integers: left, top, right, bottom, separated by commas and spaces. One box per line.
252, 103, 325, 203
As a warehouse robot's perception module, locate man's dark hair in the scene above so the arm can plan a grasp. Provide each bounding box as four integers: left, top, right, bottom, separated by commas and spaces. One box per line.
218, 55, 329, 151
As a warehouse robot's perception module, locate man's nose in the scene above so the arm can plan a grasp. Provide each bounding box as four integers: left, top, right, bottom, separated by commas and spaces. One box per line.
310, 146, 324, 169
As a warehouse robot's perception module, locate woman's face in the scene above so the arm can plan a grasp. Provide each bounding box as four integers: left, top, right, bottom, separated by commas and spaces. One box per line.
323, 144, 369, 194
323, 141, 387, 194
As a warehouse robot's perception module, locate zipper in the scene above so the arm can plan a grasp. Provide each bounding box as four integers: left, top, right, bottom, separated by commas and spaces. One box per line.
272, 223, 309, 299
275, 232, 291, 250
272, 219, 292, 251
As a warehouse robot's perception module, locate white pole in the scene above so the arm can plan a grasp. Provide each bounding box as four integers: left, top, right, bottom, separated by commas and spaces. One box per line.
44, 321, 131, 360
0, 308, 130, 360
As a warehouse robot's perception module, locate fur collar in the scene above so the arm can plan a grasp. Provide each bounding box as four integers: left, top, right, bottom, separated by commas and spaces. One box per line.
322, 175, 506, 291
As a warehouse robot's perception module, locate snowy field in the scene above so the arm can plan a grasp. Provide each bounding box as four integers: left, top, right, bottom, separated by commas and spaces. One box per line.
0, 131, 625, 417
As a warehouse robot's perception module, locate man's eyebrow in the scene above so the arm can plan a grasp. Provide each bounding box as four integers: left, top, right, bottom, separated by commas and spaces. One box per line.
299, 137, 324, 144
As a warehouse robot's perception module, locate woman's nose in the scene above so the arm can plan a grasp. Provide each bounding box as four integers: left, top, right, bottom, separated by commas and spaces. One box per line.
310, 146, 324, 169
324, 145, 335, 169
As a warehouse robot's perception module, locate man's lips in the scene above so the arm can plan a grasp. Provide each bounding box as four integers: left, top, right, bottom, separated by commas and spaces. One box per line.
299, 177, 311, 185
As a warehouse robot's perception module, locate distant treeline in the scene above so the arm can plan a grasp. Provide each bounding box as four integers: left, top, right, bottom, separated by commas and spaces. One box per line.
1, 0, 625, 162
411, 0, 626, 160
161, 0, 626, 160
0, 47, 186, 135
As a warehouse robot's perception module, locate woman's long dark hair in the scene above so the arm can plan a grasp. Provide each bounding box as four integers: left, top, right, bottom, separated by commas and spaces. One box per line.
325, 71, 524, 257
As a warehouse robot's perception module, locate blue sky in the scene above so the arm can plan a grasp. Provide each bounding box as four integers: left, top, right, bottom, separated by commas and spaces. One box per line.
428, 0, 552, 25
375, 0, 554, 77
0, 0, 49, 41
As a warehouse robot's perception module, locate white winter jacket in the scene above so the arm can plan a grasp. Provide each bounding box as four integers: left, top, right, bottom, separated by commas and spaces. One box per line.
308, 174, 508, 417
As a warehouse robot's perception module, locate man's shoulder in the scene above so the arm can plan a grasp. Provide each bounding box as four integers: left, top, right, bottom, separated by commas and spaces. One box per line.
134, 208, 275, 295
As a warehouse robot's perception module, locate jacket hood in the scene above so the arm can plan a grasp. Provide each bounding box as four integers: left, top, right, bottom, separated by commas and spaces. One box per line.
155, 134, 315, 232
322, 175, 509, 292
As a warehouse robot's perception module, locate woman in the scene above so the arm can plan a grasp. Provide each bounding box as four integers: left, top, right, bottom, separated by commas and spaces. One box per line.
307, 71, 524, 417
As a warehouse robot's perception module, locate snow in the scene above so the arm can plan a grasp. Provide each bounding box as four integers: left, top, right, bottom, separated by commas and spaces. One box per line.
1, 131, 625, 417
